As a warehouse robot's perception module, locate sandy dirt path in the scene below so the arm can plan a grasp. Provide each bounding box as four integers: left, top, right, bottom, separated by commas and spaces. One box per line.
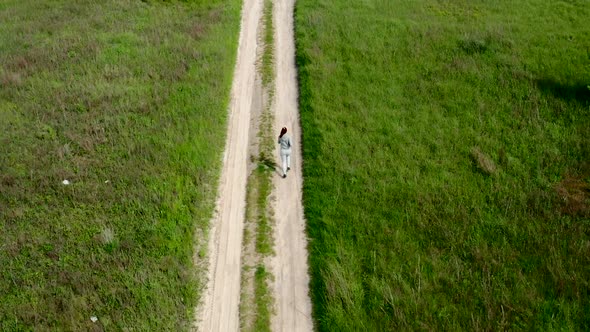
195, 0, 262, 330
196, 0, 313, 330
270, 0, 314, 330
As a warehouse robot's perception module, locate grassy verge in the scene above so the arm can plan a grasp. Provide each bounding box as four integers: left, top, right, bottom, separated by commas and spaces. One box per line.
256, 0, 276, 257
240, 164, 274, 332
0, 0, 240, 330
240, 162, 273, 331
295, 0, 590, 330
240, 0, 275, 330
253, 265, 272, 331
261, 0, 275, 90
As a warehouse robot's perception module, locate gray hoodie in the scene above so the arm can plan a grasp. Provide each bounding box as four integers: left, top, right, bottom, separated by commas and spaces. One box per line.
278, 134, 292, 150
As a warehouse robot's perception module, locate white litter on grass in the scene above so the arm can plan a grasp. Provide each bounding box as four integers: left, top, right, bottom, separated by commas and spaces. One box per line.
90, 316, 98, 323
62, 180, 70, 185
100, 227, 115, 245
104, 180, 110, 183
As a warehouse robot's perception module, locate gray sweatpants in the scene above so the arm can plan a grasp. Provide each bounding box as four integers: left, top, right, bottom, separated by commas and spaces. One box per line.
280, 148, 291, 175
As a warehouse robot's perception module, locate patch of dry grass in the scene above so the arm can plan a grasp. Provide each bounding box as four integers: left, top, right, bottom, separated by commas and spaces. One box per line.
470, 147, 497, 176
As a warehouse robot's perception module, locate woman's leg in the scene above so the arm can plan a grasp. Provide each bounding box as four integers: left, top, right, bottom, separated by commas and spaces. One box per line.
286, 153, 291, 171
280, 151, 287, 176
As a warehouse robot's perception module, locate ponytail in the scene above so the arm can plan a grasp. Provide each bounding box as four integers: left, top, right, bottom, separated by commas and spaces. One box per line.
279, 127, 287, 138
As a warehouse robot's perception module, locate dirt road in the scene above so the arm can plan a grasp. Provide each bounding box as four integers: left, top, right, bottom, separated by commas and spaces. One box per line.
270, 0, 314, 330
195, 0, 312, 330
195, 0, 262, 330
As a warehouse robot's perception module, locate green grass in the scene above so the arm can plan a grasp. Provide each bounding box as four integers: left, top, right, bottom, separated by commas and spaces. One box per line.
254, 164, 274, 256
241, 164, 273, 332
260, 0, 275, 90
253, 265, 272, 332
0, 0, 240, 330
295, 0, 590, 330
254, 0, 276, 257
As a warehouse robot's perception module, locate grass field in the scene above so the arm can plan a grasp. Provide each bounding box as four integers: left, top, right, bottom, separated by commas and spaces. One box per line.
0, 0, 240, 330
295, 0, 590, 330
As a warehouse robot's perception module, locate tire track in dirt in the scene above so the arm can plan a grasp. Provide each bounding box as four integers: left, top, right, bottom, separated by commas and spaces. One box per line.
194, 0, 263, 330
270, 0, 314, 330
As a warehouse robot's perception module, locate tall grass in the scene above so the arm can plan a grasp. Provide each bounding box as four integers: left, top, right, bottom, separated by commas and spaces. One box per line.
0, 0, 240, 330
295, 0, 590, 330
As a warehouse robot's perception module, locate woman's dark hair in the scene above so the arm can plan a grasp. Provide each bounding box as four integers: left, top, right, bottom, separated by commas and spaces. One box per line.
279, 127, 287, 138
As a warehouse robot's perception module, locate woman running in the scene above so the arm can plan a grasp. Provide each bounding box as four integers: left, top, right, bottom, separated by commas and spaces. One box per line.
278, 127, 292, 178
